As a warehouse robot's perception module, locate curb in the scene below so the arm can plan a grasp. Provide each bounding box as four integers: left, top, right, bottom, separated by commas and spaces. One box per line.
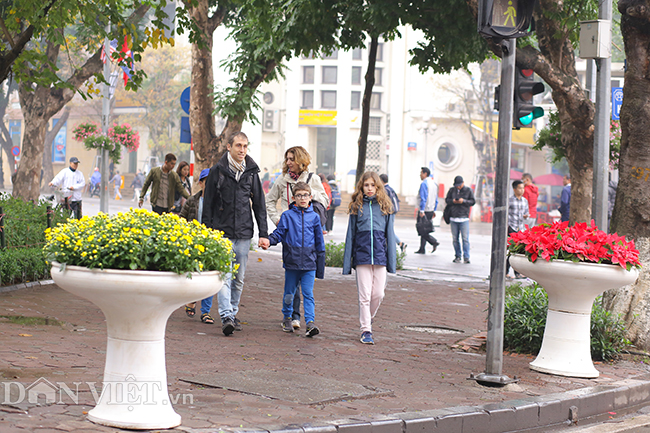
196, 377, 650, 433
0, 279, 54, 294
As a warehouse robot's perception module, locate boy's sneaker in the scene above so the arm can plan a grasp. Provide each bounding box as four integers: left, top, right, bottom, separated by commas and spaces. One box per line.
233, 317, 243, 331
305, 321, 320, 337
221, 317, 235, 336
453, 257, 462, 263
291, 319, 301, 330
464, 258, 470, 264
360, 331, 374, 345
281, 317, 294, 333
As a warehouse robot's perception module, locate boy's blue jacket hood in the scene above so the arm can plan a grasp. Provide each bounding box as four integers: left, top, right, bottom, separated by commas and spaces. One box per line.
268, 203, 326, 278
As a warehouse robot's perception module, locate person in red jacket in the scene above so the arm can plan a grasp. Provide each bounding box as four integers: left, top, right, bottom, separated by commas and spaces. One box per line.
522, 173, 539, 228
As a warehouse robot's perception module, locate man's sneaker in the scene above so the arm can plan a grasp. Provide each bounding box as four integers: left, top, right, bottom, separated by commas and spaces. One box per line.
360, 331, 374, 345
453, 257, 462, 263
464, 258, 470, 264
221, 317, 235, 336
233, 317, 243, 331
431, 242, 439, 253
281, 317, 294, 333
291, 319, 301, 330
414, 249, 426, 254
305, 321, 320, 337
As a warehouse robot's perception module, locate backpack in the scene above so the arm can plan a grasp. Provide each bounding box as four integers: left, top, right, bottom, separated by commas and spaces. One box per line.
330, 186, 342, 207
295, 173, 327, 227
385, 185, 400, 212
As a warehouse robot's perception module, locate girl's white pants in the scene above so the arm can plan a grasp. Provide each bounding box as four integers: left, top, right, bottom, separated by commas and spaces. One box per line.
355, 265, 386, 333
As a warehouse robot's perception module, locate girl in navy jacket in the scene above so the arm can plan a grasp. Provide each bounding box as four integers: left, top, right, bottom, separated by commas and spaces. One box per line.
343, 172, 396, 345
268, 182, 325, 337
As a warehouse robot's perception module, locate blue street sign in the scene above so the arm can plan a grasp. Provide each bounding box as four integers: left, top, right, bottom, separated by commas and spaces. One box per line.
11, 146, 19, 156
180, 86, 190, 115
612, 87, 623, 120
180, 116, 191, 143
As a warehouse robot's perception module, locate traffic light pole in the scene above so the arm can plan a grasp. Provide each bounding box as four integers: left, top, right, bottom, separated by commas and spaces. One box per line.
474, 38, 518, 387
99, 23, 110, 214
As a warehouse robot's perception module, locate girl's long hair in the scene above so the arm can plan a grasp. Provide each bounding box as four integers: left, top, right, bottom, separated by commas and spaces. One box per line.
282, 146, 311, 175
176, 161, 189, 179
348, 171, 393, 215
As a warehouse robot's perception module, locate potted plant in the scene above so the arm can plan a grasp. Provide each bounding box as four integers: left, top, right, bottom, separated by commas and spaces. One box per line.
508, 220, 641, 378
44, 209, 234, 429
72, 121, 140, 164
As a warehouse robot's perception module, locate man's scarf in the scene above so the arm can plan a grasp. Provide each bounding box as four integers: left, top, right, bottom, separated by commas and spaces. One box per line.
227, 152, 245, 181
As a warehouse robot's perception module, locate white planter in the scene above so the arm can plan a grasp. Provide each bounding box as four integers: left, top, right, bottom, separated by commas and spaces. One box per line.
510, 254, 638, 378
50, 262, 224, 430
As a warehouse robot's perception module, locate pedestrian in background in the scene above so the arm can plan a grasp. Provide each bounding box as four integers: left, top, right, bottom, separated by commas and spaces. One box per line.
608, 176, 618, 232
49, 156, 85, 219
414, 167, 439, 254
319, 173, 332, 233
380, 174, 406, 252
180, 168, 212, 319
172, 161, 192, 214
325, 174, 341, 233
343, 171, 397, 345
139, 153, 190, 214
109, 170, 122, 200
445, 175, 475, 264
265, 181, 325, 337
506, 180, 528, 279
202, 132, 269, 336
522, 173, 538, 227
130, 169, 144, 201
559, 174, 571, 222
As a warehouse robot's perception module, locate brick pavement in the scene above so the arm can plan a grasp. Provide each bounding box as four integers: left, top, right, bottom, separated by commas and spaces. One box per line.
1, 251, 650, 432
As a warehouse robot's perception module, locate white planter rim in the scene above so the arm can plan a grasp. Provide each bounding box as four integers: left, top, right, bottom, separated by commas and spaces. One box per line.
509, 253, 636, 271
51, 261, 220, 278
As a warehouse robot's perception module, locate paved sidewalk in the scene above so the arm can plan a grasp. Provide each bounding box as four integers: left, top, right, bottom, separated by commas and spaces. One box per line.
1, 251, 650, 432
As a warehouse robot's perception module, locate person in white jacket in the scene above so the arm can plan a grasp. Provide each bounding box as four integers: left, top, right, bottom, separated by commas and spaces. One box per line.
49, 156, 86, 218
265, 146, 329, 330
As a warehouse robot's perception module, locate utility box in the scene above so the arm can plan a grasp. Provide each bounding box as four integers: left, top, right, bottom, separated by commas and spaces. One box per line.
579, 20, 611, 59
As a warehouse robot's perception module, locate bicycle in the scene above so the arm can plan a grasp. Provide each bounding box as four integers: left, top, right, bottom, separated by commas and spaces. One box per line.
46, 187, 81, 219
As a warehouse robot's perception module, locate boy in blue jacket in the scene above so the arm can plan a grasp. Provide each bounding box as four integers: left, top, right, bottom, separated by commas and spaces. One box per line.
266, 181, 325, 337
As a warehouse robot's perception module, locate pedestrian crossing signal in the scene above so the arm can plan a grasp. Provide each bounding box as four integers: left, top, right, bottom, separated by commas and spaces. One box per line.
513, 68, 545, 129
478, 0, 537, 39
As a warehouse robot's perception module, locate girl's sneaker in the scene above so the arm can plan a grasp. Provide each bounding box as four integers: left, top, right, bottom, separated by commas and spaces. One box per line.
305, 321, 320, 337
360, 331, 374, 345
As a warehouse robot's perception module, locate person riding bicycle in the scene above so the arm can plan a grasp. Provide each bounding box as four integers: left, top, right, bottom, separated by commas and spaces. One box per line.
49, 156, 85, 218
89, 167, 101, 197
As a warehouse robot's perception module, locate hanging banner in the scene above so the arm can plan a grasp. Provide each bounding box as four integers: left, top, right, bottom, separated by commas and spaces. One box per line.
298, 110, 337, 127
52, 119, 67, 163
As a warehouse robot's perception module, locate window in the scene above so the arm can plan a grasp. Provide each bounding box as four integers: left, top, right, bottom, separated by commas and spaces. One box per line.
322, 66, 337, 84
323, 49, 338, 59
352, 48, 362, 60
369, 117, 381, 135
321, 91, 337, 109
301, 90, 314, 109
351, 66, 362, 85
370, 92, 382, 110
374, 68, 382, 86
376, 43, 384, 61
302, 66, 314, 84
351, 91, 361, 110
437, 142, 460, 167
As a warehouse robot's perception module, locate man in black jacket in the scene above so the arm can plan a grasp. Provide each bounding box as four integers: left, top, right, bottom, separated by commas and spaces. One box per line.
202, 132, 269, 336
445, 176, 475, 264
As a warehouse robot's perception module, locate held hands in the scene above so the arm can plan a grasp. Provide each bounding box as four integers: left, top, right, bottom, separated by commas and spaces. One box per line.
138, 199, 143, 208
258, 238, 270, 250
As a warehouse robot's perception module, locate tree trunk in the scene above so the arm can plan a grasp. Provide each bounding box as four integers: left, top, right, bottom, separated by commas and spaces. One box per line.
356, 36, 377, 185
602, 0, 650, 350
188, 1, 226, 176
41, 106, 71, 192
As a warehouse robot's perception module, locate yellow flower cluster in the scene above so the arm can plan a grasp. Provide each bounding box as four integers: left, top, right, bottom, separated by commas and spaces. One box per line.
44, 209, 234, 274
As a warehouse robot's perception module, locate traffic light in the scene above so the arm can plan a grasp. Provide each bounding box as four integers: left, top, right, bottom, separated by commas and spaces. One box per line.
494, 85, 500, 111
478, 0, 537, 39
513, 68, 544, 129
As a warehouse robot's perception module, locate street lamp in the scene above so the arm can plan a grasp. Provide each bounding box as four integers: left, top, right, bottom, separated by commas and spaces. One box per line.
417, 120, 437, 172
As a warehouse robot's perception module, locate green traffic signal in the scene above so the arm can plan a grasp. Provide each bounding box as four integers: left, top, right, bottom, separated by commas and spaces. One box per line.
518, 107, 544, 125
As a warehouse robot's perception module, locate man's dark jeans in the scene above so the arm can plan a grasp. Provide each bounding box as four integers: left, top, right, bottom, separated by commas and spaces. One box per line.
152, 205, 169, 215
69, 201, 82, 219
418, 211, 438, 251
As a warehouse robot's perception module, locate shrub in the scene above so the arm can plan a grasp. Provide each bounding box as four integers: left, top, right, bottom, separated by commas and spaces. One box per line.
0, 248, 51, 286
503, 282, 631, 361
325, 240, 405, 270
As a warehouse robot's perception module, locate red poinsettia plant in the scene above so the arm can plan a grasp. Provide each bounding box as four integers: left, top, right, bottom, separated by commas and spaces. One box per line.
508, 220, 641, 271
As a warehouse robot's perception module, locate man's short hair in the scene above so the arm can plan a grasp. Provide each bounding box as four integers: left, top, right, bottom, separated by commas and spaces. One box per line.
293, 181, 311, 195
512, 180, 524, 189
228, 131, 248, 145
421, 167, 431, 177
164, 153, 177, 163
564, 173, 571, 180
379, 174, 389, 184
522, 173, 533, 181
